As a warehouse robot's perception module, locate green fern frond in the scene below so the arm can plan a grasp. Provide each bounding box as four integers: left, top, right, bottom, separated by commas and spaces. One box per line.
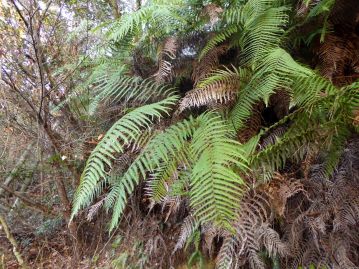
251, 115, 344, 177
230, 48, 310, 130
89, 76, 176, 115
190, 113, 248, 226
106, 116, 199, 230
71, 96, 178, 220
199, 25, 238, 60
307, 0, 335, 18
239, 6, 289, 64
107, 3, 186, 43
222, 0, 289, 65
146, 155, 182, 203
107, 7, 151, 42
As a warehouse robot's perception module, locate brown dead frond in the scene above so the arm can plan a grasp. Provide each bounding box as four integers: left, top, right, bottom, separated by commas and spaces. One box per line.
201, 4, 223, 26
215, 236, 238, 269
267, 173, 306, 217
174, 215, 198, 253
283, 136, 359, 268
269, 89, 290, 120
329, 0, 359, 31
154, 37, 179, 83
178, 66, 240, 112
238, 102, 264, 143
192, 45, 228, 86
318, 34, 359, 85
215, 187, 283, 268
87, 198, 105, 221
202, 223, 227, 257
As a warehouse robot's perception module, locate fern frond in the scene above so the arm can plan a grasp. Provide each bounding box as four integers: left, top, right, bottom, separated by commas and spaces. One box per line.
202, 223, 226, 256
202, 4, 223, 26
107, 6, 152, 42
174, 215, 199, 252
190, 113, 248, 226
222, 0, 289, 65
307, 0, 335, 19
154, 37, 178, 83
107, 3, 186, 43
231, 48, 310, 130
179, 66, 242, 112
199, 26, 237, 60
145, 153, 185, 203
239, 6, 289, 65
71, 96, 178, 219
258, 223, 289, 258
215, 236, 237, 269
193, 45, 228, 85
89, 76, 176, 115
106, 116, 199, 230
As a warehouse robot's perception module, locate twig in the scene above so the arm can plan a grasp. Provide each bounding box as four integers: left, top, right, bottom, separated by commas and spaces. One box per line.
0, 183, 57, 217
0, 213, 29, 268
0, 142, 34, 197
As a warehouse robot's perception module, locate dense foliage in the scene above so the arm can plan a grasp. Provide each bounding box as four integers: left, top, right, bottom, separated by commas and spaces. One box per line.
1, 0, 359, 268
69, 0, 359, 267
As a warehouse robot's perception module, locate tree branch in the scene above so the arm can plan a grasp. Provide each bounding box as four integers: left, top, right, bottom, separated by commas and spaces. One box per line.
0, 213, 29, 268
0, 183, 57, 217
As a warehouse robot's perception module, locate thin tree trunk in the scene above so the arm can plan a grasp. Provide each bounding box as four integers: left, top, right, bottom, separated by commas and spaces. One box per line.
0, 213, 29, 268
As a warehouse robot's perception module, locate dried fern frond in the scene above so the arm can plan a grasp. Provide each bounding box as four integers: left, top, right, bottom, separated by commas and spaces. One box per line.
259, 126, 287, 149
215, 236, 238, 269
179, 66, 241, 112
174, 215, 199, 253
201, 4, 223, 26
238, 102, 264, 143
214, 190, 273, 269
192, 45, 228, 86
318, 33, 359, 84
154, 37, 179, 83
267, 173, 306, 217
332, 237, 358, 269
257, 223, 289, 258
202, 223, 226, 257
269, 89, 290, 120
333, 197, 359, 231
161, 195, 183, 222
87, 198, 105, 221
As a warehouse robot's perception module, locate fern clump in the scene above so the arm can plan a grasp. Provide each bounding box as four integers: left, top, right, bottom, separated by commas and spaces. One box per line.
71, 0, 359, 267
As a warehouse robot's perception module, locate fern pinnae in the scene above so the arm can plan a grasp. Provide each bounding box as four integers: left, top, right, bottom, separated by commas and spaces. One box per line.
179, 66, 245, 113
198, 26, 238, 60
174, 215, 199, 253
106, 116, 199, 230
89, 76, 176, 115
145, 140, 190, 203
216, 236, 238, 269
190, 113, 248, 226
71, 96, 179, 220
